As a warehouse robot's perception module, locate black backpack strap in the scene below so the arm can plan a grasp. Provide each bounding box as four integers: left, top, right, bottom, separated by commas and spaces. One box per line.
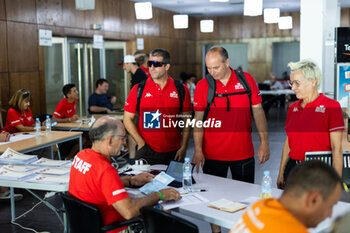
136, 80, 147, 113
234, 69, 252, 115
203, 74, 216, 121
174, 80, 185, 114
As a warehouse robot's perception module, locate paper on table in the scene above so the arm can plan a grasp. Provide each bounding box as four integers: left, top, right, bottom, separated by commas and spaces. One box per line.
26, 174, 69, 184
4, 164, 40, 172
30, 158, 71, 167
239, 196, 260, 205
0, 166, 36, 181
35, 167, 70, 176
160, 193, 209, 211
149, 164, 167, 171
139, 172, 174, 195
0, 134, 36, 145
0, 148, 38, 165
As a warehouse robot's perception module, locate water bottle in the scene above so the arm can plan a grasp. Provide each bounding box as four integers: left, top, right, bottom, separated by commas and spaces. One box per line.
35, 118, 41, 136
261, 170, 272, 199
45, 115, 51, 134
182, 157, 192, 192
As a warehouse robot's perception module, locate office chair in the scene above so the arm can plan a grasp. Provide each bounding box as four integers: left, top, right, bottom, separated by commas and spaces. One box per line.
61, 193, 142, 233
140, 206, 199, 233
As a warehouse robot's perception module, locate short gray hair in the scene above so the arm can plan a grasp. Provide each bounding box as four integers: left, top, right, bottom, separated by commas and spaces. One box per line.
89, 120, 119, 143
288, 60, 322, 88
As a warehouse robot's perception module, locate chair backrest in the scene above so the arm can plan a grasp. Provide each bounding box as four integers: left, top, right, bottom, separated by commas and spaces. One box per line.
61, 193, 103, 233
305, 151, 350, 185
140, 206, 199, 233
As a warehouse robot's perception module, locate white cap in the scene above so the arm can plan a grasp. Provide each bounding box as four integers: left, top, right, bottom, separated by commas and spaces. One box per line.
123, 55, 136, 63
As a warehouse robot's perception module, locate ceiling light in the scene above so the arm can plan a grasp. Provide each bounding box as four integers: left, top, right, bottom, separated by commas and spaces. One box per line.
200, 20, 214, 33
244, 0, 263, 16
278, 16, 293, 29
264, 8, 280, 23
209, 0, 229, 2
75, 0, 95, 10
173, 15, 189, 29
134, 2, 153, 20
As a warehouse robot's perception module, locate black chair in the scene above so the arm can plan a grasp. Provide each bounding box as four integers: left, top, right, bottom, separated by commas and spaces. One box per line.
61, 193, 142, 233
140, 206, 199, 233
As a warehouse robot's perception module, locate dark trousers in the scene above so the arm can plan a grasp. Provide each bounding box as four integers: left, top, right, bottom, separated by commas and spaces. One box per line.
135, 144, 177, 165
203, 157, 255, 183
283, 158, 302, 182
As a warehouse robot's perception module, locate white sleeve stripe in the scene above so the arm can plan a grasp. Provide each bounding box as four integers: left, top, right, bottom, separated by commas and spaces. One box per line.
112, 189, 126, 196
11, 120, 20, 124
330, 126, 345, 131
53, 112, 61, 116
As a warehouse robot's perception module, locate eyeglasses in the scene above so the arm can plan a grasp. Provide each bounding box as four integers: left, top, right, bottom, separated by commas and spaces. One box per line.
288, 80, 303, 88
147, 60, 166, 68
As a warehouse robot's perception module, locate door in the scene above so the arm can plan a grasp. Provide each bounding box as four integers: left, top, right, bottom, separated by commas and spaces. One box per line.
45, 37, 126, 117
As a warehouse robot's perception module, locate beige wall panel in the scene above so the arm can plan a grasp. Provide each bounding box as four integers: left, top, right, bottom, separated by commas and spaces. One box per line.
120, 0, 135, 35
158, 8, 171, 37
186, 41, 196, 65
84, 0, 103, 30
103, 0, 121, 32
9, 72, 41, 115
290, 12, 300, 37
218, 15, 243, 39
36, 0, 62, 26
247, 63, 267, 83
6, 0, 36, 23
242, 15, 266, 38
0, 21, 7, 72
0, 0, 5, 20
0, 72, 9, 110
61, 0, 85, 28
7, 22, 39, 72
341, 8, 350, 27
246, 38, 267, 63
39, 71, 46, 114
126, 40, 136, 55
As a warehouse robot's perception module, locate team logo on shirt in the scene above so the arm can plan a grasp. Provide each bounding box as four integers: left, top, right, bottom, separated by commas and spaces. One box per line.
293, 107, 298, 112
67, 109, 72, 114
145, 92, 152, 98
315, 105, 326, 113
170, 91, 178, 99
143, 110, 161, 129
235, 83, 244, 90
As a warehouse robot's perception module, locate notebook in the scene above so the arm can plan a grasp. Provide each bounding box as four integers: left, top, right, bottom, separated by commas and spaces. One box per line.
165, 160, 196, 188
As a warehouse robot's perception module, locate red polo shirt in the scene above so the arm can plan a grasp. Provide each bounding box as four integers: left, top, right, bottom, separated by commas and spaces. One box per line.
193, 68, 261, 161
140, 65, 151, 78
69, 149, 129, 233
124, 77, 191, 153
53, 98, 77, 118
285, 94, 344, 161
2, 107, 34, 134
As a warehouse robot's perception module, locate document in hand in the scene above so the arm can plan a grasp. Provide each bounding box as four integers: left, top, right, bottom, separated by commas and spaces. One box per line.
139, 172, 174, 195
0, 148, 38, 165
208, 198, 247, 213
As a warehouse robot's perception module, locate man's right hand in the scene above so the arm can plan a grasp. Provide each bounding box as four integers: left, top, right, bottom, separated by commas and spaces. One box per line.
0, 131, 10, 142
276, 173, 285, 189
159, 188, 181, 202
106, 108, 112, 114
192, 150, 205, 173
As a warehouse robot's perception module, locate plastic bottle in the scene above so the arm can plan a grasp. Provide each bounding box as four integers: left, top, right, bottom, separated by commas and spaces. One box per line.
45, 115, 51, 134
261, 170, 272, 199
35, 118, 41, 137
182, 157, 192, 192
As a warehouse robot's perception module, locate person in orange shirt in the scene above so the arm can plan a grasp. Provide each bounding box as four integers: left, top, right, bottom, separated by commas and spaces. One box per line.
230, 160, 343, 233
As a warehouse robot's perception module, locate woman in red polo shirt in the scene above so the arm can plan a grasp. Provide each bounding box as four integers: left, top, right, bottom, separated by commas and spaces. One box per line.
277, 60, 344, 189
2, 89, 43, 134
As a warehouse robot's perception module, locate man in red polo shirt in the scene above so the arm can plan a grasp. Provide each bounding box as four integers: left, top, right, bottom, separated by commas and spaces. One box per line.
53, 83, 79, 122
69, 116, 180, 233
124, 48, 192, 165
193, 46, 270, 233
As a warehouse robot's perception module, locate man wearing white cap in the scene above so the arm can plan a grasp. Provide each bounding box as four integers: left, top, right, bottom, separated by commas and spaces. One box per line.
122, 55, 147, 89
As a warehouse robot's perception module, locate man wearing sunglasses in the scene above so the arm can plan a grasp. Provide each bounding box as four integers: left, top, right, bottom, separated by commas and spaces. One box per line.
124, 48, 192, 165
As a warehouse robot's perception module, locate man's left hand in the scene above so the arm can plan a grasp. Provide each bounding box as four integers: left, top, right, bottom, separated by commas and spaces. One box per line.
257, 143, 270, 164
174, 146, 186, 162
131, 172, 154, 186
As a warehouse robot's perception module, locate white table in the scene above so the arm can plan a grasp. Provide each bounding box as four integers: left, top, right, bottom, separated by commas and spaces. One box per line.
259, 89, 295, 95
177, 172, 350, 233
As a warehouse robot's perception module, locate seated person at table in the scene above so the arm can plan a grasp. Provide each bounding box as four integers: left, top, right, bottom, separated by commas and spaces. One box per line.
0, 131, 23, 201
263, 72, 283, 90
69, 116, 180, 232
53, 84, 79, 122
88, 79, 116, 114
2, 89, 45, 134
230, 160, 342, 233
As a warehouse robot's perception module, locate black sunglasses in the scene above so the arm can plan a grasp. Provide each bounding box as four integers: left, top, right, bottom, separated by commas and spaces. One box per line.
147, 60, 166, 68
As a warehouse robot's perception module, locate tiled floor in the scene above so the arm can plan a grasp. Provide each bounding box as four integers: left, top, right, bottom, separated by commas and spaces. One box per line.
0, 107, 288, 233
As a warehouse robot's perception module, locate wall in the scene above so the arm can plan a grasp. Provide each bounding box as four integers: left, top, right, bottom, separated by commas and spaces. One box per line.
0, 0, 197, 117
193, 12, 300, 83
